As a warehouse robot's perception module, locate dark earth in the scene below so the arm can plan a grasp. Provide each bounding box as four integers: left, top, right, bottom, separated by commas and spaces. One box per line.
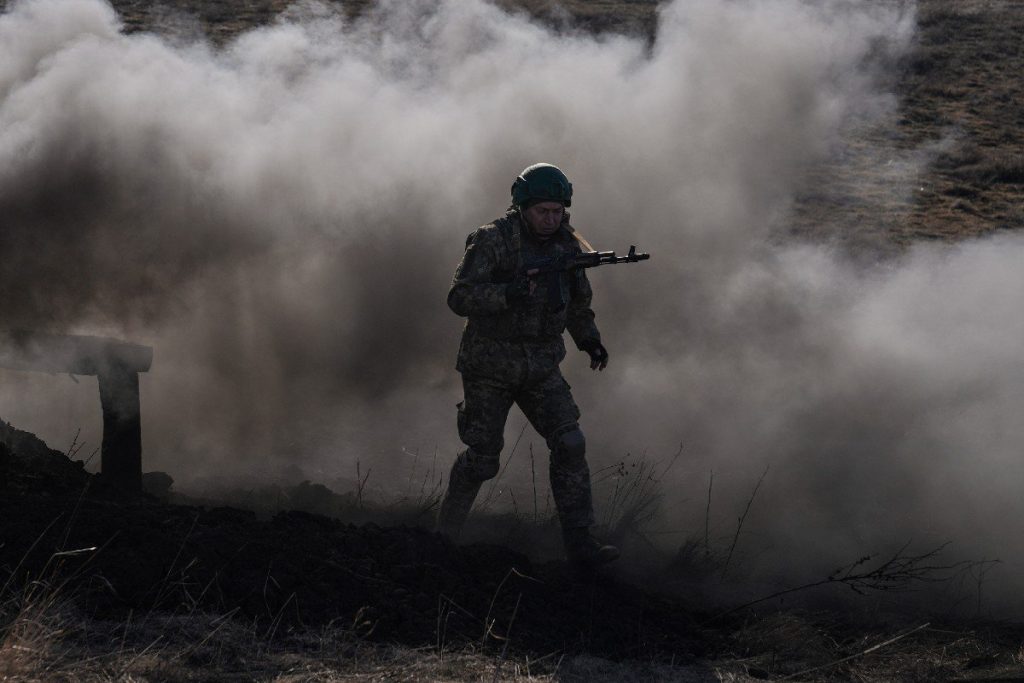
5, 419, 1024, 681
1, 420, 712, 664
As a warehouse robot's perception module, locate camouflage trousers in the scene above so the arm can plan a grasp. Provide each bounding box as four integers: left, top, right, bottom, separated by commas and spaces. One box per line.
441, 369, 595, 532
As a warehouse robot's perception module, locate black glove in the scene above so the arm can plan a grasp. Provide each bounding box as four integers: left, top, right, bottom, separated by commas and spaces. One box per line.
581, 340, 609, 371
505, 272, 532, 306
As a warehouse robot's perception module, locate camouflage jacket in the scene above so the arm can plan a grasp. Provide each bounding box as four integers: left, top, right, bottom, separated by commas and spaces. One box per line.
448, 209, 602, 384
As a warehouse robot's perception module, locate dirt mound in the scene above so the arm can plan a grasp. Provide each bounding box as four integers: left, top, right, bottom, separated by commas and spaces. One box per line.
0, 419, 92, 496
10, 425, 1024, 681
0, 425, 710, 664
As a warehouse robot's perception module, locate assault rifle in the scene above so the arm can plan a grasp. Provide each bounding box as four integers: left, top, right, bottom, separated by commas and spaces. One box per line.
521, 245, 650, 308
524, 245, 651, 276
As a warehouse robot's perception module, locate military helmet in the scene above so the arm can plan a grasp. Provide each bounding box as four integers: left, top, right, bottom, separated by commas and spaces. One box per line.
511, 163, 573, 208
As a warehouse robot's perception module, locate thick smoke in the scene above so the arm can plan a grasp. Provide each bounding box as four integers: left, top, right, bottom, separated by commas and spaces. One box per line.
3, 0, 1021, 610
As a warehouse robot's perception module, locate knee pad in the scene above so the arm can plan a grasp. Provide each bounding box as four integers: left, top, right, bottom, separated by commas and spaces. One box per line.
456, 448, 500, 482
551, 426, 586, 463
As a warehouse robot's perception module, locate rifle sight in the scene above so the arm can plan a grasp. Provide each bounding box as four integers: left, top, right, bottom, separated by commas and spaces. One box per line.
594, 245, 650, 265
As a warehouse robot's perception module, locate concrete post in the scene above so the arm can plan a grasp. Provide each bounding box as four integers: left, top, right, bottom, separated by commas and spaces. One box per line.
0, 330, 153, 494
97, 363, 143, 492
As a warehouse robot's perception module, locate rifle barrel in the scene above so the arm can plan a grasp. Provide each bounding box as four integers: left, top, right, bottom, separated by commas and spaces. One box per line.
569, 247, 651, 269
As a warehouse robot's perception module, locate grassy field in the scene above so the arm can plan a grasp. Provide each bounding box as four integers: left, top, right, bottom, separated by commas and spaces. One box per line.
93, 0, 1024, 251
790, 0, 1024, 252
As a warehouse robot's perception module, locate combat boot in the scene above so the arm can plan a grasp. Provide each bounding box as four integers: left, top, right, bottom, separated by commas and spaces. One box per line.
436, 468, 483, 540
563, 526, 619, 571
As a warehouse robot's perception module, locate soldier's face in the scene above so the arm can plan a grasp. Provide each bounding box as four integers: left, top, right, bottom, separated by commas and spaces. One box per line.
523, 201, 565, 240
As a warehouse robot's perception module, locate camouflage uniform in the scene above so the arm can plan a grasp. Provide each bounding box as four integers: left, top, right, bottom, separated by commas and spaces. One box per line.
439, 208, 601, 535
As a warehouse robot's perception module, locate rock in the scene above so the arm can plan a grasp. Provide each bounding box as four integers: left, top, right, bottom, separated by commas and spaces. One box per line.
142, 471, 174, 497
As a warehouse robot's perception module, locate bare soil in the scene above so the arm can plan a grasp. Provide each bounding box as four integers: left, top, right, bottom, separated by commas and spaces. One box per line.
5, 423, 1024, 681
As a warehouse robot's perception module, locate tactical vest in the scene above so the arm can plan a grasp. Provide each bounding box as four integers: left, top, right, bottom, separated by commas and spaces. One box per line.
465, 212, 581, 343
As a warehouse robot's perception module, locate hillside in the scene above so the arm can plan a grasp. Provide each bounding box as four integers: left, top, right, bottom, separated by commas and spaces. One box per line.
94, 0, 1024, 248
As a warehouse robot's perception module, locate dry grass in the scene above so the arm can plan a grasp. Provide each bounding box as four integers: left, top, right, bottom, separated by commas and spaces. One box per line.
719, 615, 1024, 682
782, 0, 1024, 252
8, 600, 1023, 682
1, 600, 721, 682
5, 460, 1024, 681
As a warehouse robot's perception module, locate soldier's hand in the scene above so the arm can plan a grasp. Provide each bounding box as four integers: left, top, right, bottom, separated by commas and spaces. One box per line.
581, 340, 608, 371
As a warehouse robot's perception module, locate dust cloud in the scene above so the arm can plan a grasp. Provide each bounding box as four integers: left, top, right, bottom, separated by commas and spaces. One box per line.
2, 0, 1022, 611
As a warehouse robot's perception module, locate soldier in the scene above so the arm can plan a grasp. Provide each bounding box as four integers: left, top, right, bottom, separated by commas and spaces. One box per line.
438, 163, 619, 570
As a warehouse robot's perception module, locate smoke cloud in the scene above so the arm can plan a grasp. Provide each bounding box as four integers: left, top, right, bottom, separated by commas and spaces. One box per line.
3, 0, 1021, 611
